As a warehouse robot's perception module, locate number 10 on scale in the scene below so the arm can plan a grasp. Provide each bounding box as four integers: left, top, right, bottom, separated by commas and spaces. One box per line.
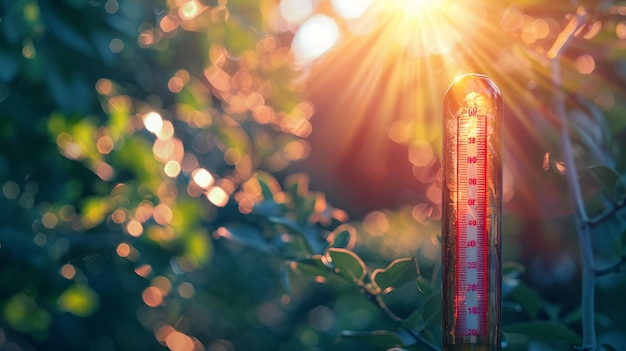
442, 74, 502, 350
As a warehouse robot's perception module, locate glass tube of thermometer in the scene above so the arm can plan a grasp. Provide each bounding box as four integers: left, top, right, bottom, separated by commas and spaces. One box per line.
442, 74, 502, 351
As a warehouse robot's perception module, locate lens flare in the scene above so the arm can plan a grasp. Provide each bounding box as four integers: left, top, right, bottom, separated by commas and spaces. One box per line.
292, 14, 341, 63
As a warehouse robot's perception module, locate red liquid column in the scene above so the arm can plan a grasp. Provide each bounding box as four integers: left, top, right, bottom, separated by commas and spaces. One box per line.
442, 74, 502, 351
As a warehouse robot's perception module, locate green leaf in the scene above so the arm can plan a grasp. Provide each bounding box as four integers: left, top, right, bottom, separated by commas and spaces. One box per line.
508, 282, 542, 319
561, 307, 612, 327
296, 195, 316, 225
340, 330, 404, 348
502, 301, 522, 313
214, 224, 273, 253
326, 248, 367, 283
503, 321, 581, 345
282, 256, 343, 291
401, 309, 426, 331
255, 173, 278, 200
415, 276, 433, 297
253, 200, 281, 217
285, 255, 339, 282
326, 223, 356, 249
268, 216, 303, 235
420, 292, 441, 327
372, 257, 419, 294
285, 173, 316, 224
286, 173, 308, 197
503, 261, 525, 279
502, 276, 520, 298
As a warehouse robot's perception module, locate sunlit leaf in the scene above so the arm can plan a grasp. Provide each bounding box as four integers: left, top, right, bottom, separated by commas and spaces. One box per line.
326, 248, 367, 284
108, 105, 130, 143
57, 284, 100, 317
284, 255, 343, 286
326, 223, 356, 249
340, 330, 404, 348
80, 196, 113, 229
224, 22, 258, 56
372, 257, 419, 295
282, 255, 337, 291
171, 199, 202, 234
503, 321, 581, 345
255, 173, 279, 200
112, 135, 162, 187
285, 174, 316, 224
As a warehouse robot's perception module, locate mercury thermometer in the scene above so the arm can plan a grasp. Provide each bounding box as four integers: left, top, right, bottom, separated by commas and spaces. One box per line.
442, 74, 502, 351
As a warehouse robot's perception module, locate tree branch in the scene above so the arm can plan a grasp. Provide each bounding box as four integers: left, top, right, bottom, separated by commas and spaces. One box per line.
361, 288, 441, 351
595, 256, 626, 277
588, 200, 626, 228
549, 5, 597, 350
548, 6, 588, 60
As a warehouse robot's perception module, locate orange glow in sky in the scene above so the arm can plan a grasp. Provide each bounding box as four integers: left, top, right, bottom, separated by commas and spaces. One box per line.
283, 0, 527, 214
287, 0, 485, 63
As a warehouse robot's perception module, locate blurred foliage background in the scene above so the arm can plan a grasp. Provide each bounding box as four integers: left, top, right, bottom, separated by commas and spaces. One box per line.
0, 0, 626, 350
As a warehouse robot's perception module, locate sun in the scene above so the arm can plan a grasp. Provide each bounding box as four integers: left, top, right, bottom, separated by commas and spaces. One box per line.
397, 0, 445, 12
374, 0, 486, 56
285, 0, 514, 213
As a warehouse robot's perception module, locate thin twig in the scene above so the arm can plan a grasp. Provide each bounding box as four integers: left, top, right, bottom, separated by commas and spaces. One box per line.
548, 6, 588, 60
549, 6, 597, 350
588, 200, 626, 228
595, 256, 626, 277
362, 289, 441, 351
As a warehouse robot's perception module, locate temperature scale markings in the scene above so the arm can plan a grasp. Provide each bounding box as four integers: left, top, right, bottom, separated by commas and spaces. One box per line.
456, 108, 488, 337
